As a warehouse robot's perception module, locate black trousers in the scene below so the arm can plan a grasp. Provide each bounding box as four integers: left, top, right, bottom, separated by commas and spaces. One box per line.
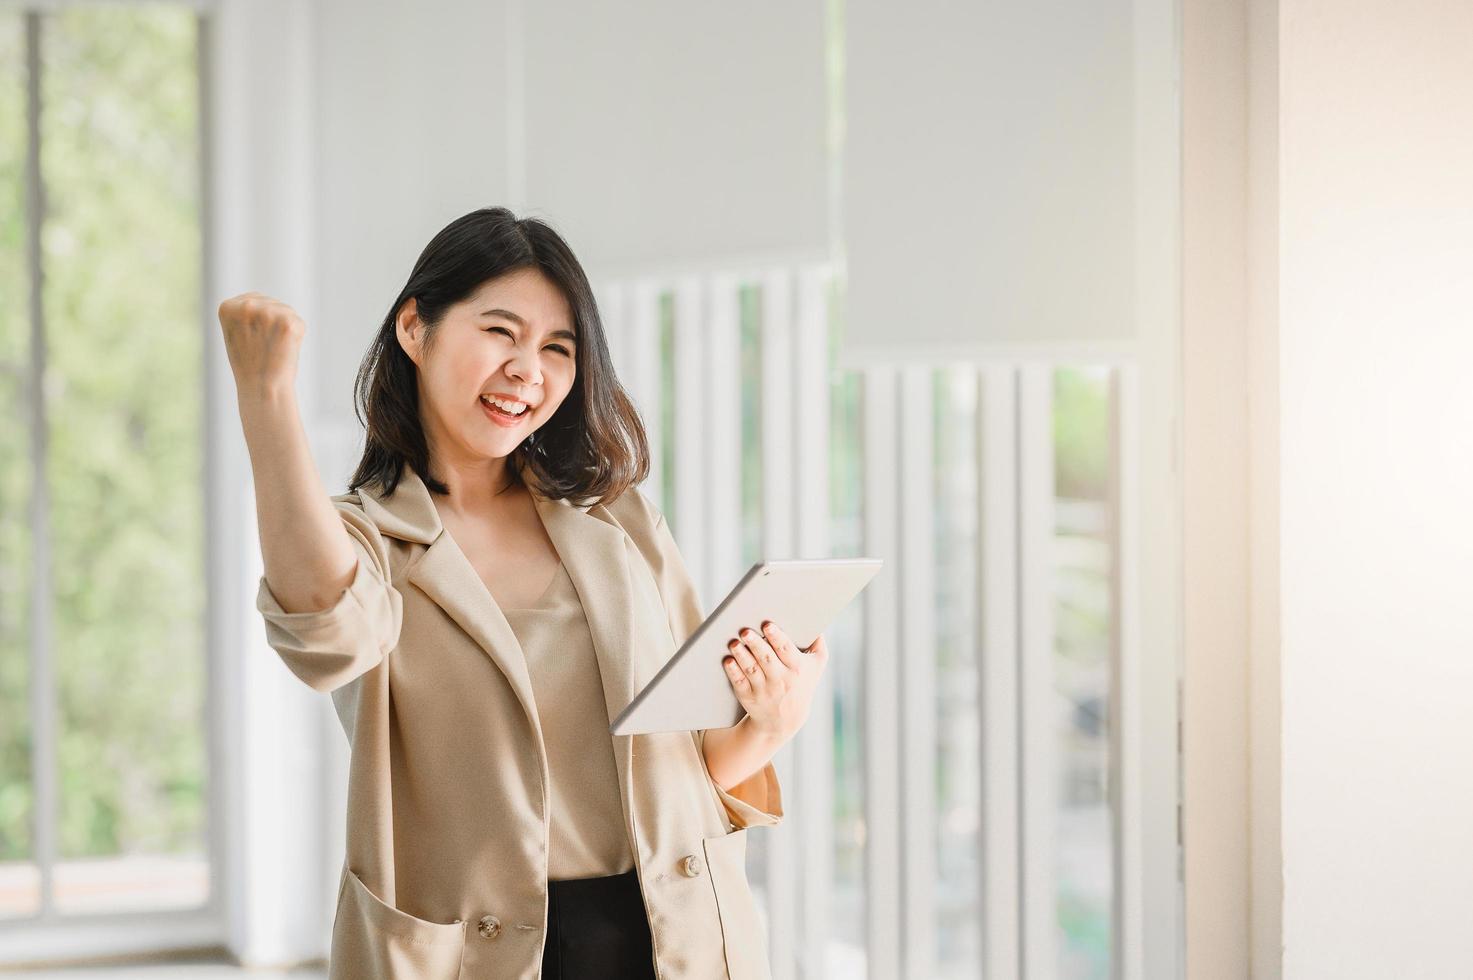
542, 867, 658, 979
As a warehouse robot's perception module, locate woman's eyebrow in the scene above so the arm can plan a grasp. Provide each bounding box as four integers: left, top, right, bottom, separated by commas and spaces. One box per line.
479, 307, 577, 342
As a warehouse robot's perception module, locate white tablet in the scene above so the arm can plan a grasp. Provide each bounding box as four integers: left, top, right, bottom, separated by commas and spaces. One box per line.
609, 557, 883, 736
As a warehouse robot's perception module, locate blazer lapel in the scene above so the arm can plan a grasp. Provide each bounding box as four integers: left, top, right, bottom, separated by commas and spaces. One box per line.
358, 468, 644, 773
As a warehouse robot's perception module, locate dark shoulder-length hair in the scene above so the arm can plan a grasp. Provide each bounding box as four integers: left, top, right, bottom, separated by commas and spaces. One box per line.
346, 206, 649, 509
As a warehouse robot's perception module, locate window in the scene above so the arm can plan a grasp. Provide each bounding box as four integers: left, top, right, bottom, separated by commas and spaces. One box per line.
0, 3, 209, 925
609, 262, 1137, 979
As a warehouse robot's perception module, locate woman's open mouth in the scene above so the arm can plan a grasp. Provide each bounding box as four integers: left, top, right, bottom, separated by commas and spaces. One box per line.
480, 395, 529, 427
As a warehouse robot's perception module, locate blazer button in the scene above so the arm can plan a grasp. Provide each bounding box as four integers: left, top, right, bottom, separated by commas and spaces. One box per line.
478, 914, 502, 939
679, 854, 703, 877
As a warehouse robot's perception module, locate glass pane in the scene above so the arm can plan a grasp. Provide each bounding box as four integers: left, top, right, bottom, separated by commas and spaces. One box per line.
827, 276, 867, 978
738, 279, 770, 909
739, 282, 762, 566
1052, 365, 1115, 977
0, 10, 39, 920
39, 4, 207, 913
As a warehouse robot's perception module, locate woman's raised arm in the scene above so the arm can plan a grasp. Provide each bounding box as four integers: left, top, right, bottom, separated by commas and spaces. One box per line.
221, 292, 400, 692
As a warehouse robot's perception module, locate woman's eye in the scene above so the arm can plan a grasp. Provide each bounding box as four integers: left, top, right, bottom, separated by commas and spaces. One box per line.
486, 327, 571, 357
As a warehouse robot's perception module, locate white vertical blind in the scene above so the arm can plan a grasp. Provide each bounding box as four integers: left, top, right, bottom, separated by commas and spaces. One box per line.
1018, 365, 1059, 976
758, 269, 800, 980
979, 365, 1023, 977
592, 263, 1162, 977
703, 275, 744, 600
861, 364, 903, 978
898, 365, 938, 979
791, 266, 835, 980
672, 278, 708, 589
625, 281, 664, 505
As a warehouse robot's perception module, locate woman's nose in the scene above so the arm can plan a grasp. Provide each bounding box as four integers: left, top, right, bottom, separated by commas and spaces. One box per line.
505, 352, 541, 385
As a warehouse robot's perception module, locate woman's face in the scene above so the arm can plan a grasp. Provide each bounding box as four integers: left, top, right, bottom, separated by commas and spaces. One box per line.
398, 268, 579, 474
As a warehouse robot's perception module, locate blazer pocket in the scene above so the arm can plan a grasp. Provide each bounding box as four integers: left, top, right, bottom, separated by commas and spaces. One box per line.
329, 867, 466, 980
702, 828, 773, 980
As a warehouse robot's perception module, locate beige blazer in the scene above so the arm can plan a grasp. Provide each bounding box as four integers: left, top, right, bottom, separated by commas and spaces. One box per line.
254, 465, 784, 980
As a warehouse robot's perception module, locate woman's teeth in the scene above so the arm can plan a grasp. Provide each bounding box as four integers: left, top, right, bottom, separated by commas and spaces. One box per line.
481, 396, 528, 417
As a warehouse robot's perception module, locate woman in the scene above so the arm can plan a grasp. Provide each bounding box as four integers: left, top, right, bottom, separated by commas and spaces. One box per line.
220, 206, 829, 980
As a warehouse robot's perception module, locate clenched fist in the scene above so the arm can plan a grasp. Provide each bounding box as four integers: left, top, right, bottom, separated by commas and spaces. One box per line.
218, 292, 307, 399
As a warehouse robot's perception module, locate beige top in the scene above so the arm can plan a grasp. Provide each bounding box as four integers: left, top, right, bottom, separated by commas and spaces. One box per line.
500, 559, 636, 880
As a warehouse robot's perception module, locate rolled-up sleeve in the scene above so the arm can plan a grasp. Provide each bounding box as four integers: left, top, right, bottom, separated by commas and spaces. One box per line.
254, 497, 402, 694
693, 727, 785, 829
627, 490, 785, 830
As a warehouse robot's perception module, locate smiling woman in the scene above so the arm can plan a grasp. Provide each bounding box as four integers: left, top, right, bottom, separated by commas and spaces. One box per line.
346, 207, 646, 508
225, 205, 791, 980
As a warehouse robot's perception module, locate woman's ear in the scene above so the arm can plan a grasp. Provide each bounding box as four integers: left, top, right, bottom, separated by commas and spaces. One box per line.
396, 298, 423, 367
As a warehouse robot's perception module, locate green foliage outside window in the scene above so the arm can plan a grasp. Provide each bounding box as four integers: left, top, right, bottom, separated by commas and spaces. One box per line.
1, 6, 205, 863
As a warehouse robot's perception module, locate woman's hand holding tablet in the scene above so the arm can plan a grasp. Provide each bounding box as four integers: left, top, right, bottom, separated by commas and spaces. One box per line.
720, 622, 830, 741
609, 557, 882, 736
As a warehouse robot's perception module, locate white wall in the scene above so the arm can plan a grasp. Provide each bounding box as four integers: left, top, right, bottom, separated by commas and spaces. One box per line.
309, 0, 512, 425
520, 0, 829, 283
1245, 0, 1282, 974
208, 0, 339, 965
307, 0, 829, 424
1186, 0, 1473, 973
1278, 0, 1473, 974
1181, 0, 1252, 972
841, 0, 1141, 364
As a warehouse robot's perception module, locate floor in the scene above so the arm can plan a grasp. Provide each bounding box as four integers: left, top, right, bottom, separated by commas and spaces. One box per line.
1, 960, 326, 979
